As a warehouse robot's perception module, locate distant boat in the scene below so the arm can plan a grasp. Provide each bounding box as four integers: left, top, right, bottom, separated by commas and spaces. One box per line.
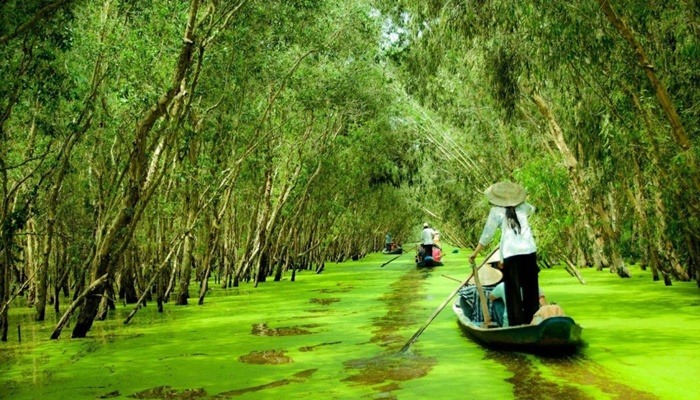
382, 247, 403, 255
416, 246, 443, 268
452, 303, 583, 353
416, 255, 443, 268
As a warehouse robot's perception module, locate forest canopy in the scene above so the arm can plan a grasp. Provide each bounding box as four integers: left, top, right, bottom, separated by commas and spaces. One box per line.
0, 0, 698, 340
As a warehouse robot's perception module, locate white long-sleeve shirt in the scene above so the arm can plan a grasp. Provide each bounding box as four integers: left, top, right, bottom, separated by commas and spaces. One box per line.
421, 228, 435, 245
478, 203, 537, 260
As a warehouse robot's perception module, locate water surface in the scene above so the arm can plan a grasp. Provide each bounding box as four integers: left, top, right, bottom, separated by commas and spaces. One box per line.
1, 246, 698, 399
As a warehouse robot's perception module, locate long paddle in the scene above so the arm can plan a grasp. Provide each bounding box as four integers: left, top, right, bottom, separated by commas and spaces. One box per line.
470, 258, 492, 328
380, 242, 419, 268
399, 246, 499, 353
380, 251, 407, 268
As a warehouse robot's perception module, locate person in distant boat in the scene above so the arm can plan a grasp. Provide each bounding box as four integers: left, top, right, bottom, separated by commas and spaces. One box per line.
420, 223, 436, 262
431, 245, 442, 262
469, 181, 539, 326
385, 232, 393, 251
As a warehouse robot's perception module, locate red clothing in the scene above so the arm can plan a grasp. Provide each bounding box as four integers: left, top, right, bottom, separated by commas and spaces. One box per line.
432, 247, 442, 262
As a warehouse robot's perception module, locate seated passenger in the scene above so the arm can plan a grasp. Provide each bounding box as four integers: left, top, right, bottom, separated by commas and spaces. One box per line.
433, 230, 442, 249
457, 265, 504, 325
489, 282, 508, 327
416, 245, 426, 263
530, 291, 565, 324
432, 246, 442, 262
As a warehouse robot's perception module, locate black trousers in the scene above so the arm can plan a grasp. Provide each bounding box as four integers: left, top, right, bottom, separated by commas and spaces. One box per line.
422, 244, 433, 260
502, 252, 539, 326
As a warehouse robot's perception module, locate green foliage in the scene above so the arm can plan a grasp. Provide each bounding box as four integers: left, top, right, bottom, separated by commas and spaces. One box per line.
486, 45, 521, 121
371, 0, 699, 279
1, 0, 699, 344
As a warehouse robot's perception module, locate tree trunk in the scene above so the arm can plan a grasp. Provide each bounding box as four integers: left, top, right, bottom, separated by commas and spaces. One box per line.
176, 221, 195, 305
50, 274, 108, 339
626, 87, 691, 282
625, 174, 661, 280
531, 93, 623, 274
199, 206, 224, 305
0, 234, 9, 341
68, 0, 201, 338
25, 219, 44, 318
596, 0, 691, 150
650, 174, 689, 281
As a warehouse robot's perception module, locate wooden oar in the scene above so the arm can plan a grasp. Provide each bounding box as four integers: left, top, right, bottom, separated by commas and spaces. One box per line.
381, 242, 420, 268
399, 246, 499, 353
380, 250, 407, 268
470, 259, 491, 328
441, 274, 461, 283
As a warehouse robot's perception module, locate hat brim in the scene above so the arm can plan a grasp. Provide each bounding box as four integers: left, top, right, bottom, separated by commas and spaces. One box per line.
485, 251, 501, 265
484, 182, 527, 207
467, 265, 503, 287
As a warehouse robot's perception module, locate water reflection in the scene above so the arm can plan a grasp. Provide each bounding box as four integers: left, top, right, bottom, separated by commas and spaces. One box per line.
481, 348, 660, 400
343, 267, 437, 396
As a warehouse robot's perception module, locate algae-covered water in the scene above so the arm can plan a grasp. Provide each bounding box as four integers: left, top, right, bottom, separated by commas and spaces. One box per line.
1, 246, 699, 400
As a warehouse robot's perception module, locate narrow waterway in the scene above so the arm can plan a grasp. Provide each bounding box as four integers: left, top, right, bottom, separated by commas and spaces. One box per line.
1, 247, 698, 399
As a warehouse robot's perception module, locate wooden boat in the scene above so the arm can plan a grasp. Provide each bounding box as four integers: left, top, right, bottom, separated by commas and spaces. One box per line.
452, 302, 583, 353
416, 255, 443, 268
382, 247, 403, 255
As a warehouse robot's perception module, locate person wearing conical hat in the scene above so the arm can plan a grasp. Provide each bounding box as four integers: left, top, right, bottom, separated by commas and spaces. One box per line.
468, 181, 538, 326
457, 264, 504, 324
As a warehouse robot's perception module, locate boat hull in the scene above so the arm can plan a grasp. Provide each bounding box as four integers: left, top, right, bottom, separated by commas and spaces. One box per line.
452, 303, 583, 353
382, 248, 403, 255
416, 257, 443, 268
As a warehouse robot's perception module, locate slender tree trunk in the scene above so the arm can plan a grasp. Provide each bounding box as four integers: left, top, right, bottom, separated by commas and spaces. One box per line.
531, 93, 621, 272
591, 191, 631, 278
67, 0, 201, 338
596, 0, 691, 150
628, 88, 692, 282
50, 274, 108, 339
0, 231, 9, 341
24, 219, 39, 311
163, 244, 181, 302
626, 172, 661, 280
650, 174, 689, 281
176, 209, 196, 305
198, 209, 223, 305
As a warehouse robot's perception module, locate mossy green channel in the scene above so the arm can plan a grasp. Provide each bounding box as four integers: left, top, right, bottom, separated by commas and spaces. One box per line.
1, 246, 698, 400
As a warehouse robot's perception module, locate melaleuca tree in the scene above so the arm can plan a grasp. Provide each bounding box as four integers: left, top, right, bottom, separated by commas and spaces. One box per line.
375, 0, 698, 282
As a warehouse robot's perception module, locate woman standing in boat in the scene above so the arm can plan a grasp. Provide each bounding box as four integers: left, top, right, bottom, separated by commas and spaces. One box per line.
469, 181, 538, 326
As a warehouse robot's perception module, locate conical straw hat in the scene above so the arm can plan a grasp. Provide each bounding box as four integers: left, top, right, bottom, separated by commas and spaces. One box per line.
484, 181, 527, 207
467, 265, 503, 287
485, 250, 501, 265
